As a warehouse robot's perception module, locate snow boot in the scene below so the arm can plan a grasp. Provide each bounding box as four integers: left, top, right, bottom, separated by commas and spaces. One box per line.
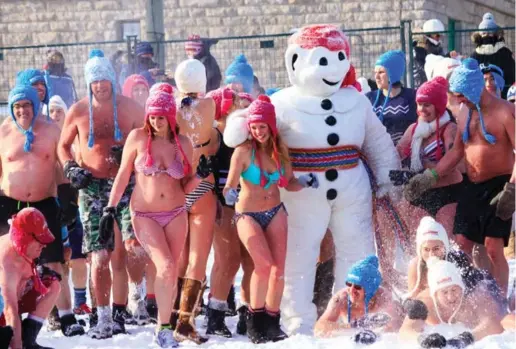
21, 318, 53, 349
264, 311, 288, 342
60, 313, 85, 337
112, 305, 128, 335
246, 308, 268, 344
206, 307, 232, 338
173, 278, 209, 344
236, 305, 248, 335
146, 296, 158, 324
154, 326, 179, 348
225, 285, 237, 317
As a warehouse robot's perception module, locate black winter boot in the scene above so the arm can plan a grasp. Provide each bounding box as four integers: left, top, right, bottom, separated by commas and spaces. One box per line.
236, 305, 248, 335
246, 308, 268, 344
112, 305, 128, 335
60, 313, 85, 337
206, 307, 232, 338
22, 318, 54, 349
225, 285, 237, 317
264, 311, 288, 342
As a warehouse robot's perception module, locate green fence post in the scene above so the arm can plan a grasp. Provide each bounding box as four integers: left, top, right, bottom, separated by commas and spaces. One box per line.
400, 20, 407, 86
448, 19, 456, 53
407, 20, 414, 88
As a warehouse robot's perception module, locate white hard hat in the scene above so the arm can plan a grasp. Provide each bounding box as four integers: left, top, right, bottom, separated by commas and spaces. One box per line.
423, 19, 445, 33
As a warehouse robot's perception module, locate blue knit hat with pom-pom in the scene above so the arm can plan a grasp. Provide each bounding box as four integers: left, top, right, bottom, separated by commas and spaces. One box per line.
478, 12, 498, 31
84, 49, 121, 148
345, 255, 383, 313
8, 85, 40, 152
480, 63, 505, 93
224, 54, 254, 93
372, 50, 406, 121
450, 58, 495, 144
15, 68, 51, 120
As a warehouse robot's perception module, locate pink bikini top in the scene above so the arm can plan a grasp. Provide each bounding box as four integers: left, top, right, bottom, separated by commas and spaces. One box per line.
134, 145, 185, 179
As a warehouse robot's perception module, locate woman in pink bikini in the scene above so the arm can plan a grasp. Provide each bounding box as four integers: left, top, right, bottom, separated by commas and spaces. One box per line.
223, 95, 319, 343
102, 85, 213, 348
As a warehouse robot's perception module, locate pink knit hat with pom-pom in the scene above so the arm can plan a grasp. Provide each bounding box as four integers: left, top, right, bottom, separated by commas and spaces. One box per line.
122, 74, 149, 98
206, 87, 235, 120
144, 90, 190, 175
416, 76, 449, 118
246, 95, 287, 188
238, 92, 254, 104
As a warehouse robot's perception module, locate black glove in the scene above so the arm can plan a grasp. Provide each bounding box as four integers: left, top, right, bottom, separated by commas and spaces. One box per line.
37, 265, 62, 282
63, 160, 93, 190
110, 145, 123, 166
490, 182, 515, 221
196, 155, 216, 179
99, 206, 116, 245
389, 170, 417, 186
354, 329, 377, 345
403, 299, 429, 320
57, 184, 79, 227
419, 333, 447, 348
446, 331, 474, 348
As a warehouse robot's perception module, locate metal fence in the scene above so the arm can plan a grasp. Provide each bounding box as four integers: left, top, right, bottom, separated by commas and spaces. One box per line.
0, 22, 514, 117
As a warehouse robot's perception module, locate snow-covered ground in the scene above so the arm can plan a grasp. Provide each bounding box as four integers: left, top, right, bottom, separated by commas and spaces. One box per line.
36, 252, 516, 348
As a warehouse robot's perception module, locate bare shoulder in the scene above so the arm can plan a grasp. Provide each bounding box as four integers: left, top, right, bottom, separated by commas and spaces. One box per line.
234, 142, 252, 158
495, 99, 515, 120
178, 134, 193, 152
127, 127, 147, 143
118, 94, 144, 115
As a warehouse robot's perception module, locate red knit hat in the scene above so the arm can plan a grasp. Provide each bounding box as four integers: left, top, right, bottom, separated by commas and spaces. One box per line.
144, 91, 190, 175
149, 82, 174, 96
122, 74, 149, 98
246, 95, 287, 188
10, 208, 55, 295
185, 34, 203, 54
416, 76, 449, 118
206, 87, 235, 120
238, 92, 254, 104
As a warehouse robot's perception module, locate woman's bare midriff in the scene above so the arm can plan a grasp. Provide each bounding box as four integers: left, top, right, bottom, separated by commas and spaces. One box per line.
0, 160, 57, 201
235, 181, 282, 213
130, 173, 186, 212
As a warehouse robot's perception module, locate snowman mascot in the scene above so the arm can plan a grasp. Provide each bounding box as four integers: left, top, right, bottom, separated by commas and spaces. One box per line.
270, 24, 401, 335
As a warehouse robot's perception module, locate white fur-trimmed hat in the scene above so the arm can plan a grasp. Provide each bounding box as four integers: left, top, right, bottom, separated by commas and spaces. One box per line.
416, 216, 450, 257
175, 59, 207, 95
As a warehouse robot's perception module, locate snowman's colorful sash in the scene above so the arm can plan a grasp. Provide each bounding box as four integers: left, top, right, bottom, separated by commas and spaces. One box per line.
288, 145, 361, 172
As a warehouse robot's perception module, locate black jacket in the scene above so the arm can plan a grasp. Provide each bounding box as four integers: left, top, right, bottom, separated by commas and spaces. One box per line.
193, 39, 222, 93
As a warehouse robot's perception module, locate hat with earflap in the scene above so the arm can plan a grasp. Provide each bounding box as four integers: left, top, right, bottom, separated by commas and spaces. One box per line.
15, 68, 51, 120
225, 54, 254, 94
8, 85, 40, 152
427, 259, 465, 324
84, 49, 122, 148
345, 255, 383, 313
372, 50, 406, 121
480, 63, 505, 93
450, 58, 495, 144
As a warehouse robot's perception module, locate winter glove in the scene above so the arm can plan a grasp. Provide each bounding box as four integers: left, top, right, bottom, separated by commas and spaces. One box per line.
490, 182, 515, 221
403, 299, 429, 320
63, 160, 93, 190
224, 188, 239, 206
389, 169, 417, 186
354, 329, 377, 345
403, 168, 438, 202
352, 312, 392, 329
110, 145, 123, 166
99, 206, 116, 245
446, 331, 474, 348
418, 333, 447, 348
298, 173, 319, 188
196, 155, 216, 179
57, 184, 79, 227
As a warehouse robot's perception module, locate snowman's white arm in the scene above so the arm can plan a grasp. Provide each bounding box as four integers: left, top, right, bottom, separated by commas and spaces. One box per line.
361, 99, 401, 189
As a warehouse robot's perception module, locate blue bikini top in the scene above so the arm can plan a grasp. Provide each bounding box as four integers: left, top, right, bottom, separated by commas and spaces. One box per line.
241, 148, 282, 189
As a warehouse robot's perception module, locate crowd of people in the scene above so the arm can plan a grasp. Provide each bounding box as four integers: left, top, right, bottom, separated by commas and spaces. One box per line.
0, 13, 514, 349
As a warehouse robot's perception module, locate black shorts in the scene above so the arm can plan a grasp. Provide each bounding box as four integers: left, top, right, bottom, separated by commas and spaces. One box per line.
0, 196, 64, 264
453, 175, 512, 246
410, 181, 462, 216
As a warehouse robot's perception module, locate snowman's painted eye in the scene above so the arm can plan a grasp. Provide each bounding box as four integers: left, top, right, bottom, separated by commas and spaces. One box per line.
319, 57, 328, 66
292, 54, 298, 71
338, 52, 345, 61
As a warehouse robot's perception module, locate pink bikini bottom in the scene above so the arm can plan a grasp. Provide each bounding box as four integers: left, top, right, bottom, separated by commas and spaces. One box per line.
133, 205, 186, 228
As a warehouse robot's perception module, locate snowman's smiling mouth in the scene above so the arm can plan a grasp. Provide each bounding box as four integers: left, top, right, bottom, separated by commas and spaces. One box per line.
322, 79, 339, 86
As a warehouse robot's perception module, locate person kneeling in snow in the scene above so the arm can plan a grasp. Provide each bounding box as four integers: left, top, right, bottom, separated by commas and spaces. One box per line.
314, 256, 403, 344
0, 208, 62, 349
401, 259, 504, 348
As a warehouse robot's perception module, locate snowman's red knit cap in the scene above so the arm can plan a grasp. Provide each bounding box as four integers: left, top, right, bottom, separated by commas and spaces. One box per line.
290, 24, 350, 57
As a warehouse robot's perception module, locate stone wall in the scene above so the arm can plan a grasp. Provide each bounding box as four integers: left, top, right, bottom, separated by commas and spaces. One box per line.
0, 0, 514, 105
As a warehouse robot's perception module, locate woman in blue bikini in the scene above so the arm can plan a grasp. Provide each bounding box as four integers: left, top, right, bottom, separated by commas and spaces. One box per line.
223, 95, 318, 343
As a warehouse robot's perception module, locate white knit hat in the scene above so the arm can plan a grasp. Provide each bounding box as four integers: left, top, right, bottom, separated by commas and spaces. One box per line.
427, 259, 464, 324
425, 54, 461, 81
416, 216, 450, 257
175, 59, 207, 95
48, 95, 68, 115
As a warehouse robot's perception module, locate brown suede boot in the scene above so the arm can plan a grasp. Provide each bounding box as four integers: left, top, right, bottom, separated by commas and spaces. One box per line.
170, 278, 184, 330
173, 278, 209, 344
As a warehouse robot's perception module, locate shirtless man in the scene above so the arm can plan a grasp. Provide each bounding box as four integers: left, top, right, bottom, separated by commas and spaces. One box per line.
58, 49, 145, 338
401, 260, 504, 348
0, 208, 61, 349
314, 256, 402, 344
0, 84, 84, 337
405, 58, 515, 295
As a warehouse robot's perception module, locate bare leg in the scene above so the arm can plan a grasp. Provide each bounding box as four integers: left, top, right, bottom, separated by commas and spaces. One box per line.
31, 280, 61, 319
146, 262, 157, 296
125, 238, 147, 293
111, 223, 128, 305
485, 237, 509, 298
240, 245, 254, 305
45, 262, 71, 311
91, 250, 112, 307
70, 258, 88, 289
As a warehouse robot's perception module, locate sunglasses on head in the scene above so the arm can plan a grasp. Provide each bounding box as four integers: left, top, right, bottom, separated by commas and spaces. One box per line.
346, 282, 363, 291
